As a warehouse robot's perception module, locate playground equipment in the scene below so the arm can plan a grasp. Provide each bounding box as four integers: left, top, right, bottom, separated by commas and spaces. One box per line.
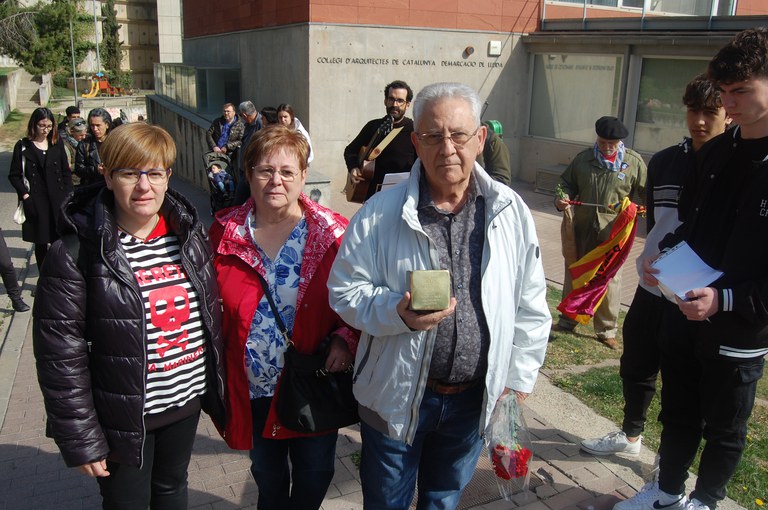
81, 74, 127, 98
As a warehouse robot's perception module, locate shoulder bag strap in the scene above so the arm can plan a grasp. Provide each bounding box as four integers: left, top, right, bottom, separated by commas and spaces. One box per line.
254, 272, 292, 345
20, 142, 29, 191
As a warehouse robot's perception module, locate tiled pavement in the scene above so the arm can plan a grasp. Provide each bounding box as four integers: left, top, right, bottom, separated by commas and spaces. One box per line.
0, 169, 745, 510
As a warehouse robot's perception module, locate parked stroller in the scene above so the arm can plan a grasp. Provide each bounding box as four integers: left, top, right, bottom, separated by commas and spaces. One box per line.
202, 151, 236, 214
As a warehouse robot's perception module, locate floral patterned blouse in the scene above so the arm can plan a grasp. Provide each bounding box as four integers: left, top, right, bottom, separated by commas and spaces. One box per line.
244, 214, 309, 399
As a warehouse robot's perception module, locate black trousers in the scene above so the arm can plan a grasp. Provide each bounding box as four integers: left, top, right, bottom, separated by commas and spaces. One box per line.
0, 229, 22, 300
97, 412, 200, 510
620, 286, 663, 437
657, 301, 764, 508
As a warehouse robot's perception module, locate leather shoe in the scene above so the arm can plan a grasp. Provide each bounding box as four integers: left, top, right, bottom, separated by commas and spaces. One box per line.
551, 323, 575, 333
11, 297, 30, 313
598, 337, 619, 350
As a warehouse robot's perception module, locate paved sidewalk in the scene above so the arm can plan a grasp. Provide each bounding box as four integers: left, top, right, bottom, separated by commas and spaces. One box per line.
0, 163, 746, 510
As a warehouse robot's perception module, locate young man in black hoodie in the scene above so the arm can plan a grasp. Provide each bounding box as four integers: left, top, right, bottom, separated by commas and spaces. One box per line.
615, 28, 768, 510
581, 75, 730, 457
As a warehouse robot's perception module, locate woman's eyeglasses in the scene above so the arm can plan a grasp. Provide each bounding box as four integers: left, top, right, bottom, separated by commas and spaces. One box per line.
36, 123, 53, 131
111, 168, 171, 185
251, 166, 301, 182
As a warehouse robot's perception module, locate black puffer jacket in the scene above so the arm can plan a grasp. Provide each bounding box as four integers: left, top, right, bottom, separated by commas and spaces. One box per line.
33, 185, 226, 468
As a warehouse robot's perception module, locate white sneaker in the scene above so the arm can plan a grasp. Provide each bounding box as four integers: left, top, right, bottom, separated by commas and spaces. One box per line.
614, 482, 688, 510
581, 430, 642, 456
686, 499, 711, 510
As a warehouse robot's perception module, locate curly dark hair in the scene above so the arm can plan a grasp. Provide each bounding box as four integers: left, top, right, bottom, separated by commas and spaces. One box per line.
384, 80, 413, 102
683, 74, 723, 110
708, 27, 768, 84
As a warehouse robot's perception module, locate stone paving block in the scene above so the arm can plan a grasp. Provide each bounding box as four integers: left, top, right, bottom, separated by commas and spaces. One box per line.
221, 457, 251, 475
536, 484, 559, 499
550, 457, 602, 477
213, 489, 259, 510
556, 444, 581, 458
325, 482, 342, 499
216, 450, 247, 464
584, 462, 614, 479
577, 492, 622, 510
340, 455, 361, 481
195, 452, 229, 469
580, 474, 626, 496
336, 438, 362, 457
475, 498, 517, 509
616, 485, 637, 499
31, 473, 88, 495
229, 475, 258, 493
188, 485, 230, 507
534, 464, 578, 493
515, 500, 552, 510
334, 477, 363, 496
541, 487, 594, 510
569, 467, 599, 484
320, 489, 364, 509
538, 446, 568, 463
512, 490, 539, 506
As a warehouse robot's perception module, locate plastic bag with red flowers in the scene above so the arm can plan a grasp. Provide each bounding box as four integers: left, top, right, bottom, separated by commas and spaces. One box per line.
484, 393, 534, 500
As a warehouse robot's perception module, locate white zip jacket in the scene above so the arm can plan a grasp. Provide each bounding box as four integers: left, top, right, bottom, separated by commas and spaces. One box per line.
328, 160, 551, 444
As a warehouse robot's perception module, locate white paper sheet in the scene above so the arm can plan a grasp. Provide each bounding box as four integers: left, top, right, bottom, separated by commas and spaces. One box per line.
650, 241, 723, 301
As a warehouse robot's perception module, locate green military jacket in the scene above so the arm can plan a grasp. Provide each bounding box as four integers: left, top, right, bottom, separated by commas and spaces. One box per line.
559, 146, 647, 256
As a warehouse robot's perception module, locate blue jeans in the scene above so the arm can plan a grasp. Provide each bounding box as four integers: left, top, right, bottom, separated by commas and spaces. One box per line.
360, 383, 485, 510
249, 398, 338, 510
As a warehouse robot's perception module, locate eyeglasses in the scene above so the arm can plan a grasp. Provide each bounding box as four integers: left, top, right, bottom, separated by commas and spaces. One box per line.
416, 128, 479, 148
36, 123, 53, 131
385, 97, 408, 106
251, 166, 301, 182
111, 168, 171, 185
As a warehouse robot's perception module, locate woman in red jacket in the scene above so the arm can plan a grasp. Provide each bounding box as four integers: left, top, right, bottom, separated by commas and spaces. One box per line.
210, 125, 358, 510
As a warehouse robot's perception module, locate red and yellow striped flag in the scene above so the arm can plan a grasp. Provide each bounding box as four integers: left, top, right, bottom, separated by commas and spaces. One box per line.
557, 197, 640, 324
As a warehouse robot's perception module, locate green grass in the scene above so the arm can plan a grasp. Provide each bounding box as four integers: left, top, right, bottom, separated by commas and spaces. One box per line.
544, 285, 623, 369
0, 110, 29, 148
51, 85, 75, 100
545, 285, 768, 509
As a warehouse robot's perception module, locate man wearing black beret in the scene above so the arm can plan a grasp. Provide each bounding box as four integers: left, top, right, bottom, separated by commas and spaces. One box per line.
554, 116, 647, 349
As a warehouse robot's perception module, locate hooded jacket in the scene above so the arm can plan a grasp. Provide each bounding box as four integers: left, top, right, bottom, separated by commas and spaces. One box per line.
33, 185, 226, 468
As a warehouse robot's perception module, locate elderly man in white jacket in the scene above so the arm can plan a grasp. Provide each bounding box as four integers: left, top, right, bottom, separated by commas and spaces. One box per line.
328, 82, 551, 510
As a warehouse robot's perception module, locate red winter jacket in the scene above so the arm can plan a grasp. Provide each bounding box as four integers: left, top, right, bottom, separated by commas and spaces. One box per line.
210, 194, 358, 447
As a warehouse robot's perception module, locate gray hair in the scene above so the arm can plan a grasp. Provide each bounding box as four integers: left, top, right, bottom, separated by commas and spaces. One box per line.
239, 101, 257, 116
412, 82, 483, 130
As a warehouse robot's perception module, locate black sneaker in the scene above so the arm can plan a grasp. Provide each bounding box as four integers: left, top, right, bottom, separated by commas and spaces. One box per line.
11, 297, 30, 313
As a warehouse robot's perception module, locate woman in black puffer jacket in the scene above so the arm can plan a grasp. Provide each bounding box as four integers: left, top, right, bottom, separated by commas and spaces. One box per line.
33, 122, 226, 509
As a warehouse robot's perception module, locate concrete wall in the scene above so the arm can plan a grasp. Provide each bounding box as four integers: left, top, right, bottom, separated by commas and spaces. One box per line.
307, 24, 528, 191
185, 24, 528, 194
157, 0, 183, 63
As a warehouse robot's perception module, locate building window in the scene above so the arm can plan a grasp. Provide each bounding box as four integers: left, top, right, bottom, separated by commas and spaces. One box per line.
633, 57, 709, 152
548, 0, 735, 15
529, 53, 623, 144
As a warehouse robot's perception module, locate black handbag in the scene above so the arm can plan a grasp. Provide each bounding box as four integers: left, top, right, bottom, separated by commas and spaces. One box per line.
256, 273, 359, 433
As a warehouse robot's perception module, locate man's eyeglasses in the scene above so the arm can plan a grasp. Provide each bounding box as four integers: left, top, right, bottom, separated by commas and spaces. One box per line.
111, 168, 171, 185
36, 123, 53, 131
251, 166, 301, 182
385, 97, 408, 106
416, 128, 479, 148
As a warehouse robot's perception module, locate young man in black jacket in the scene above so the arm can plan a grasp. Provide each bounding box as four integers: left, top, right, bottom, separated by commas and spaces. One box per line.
581, 75, 730, 457
614, 27, 768, 510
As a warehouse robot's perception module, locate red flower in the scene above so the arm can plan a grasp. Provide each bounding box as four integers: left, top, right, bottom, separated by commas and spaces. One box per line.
491, 443, 533, 480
